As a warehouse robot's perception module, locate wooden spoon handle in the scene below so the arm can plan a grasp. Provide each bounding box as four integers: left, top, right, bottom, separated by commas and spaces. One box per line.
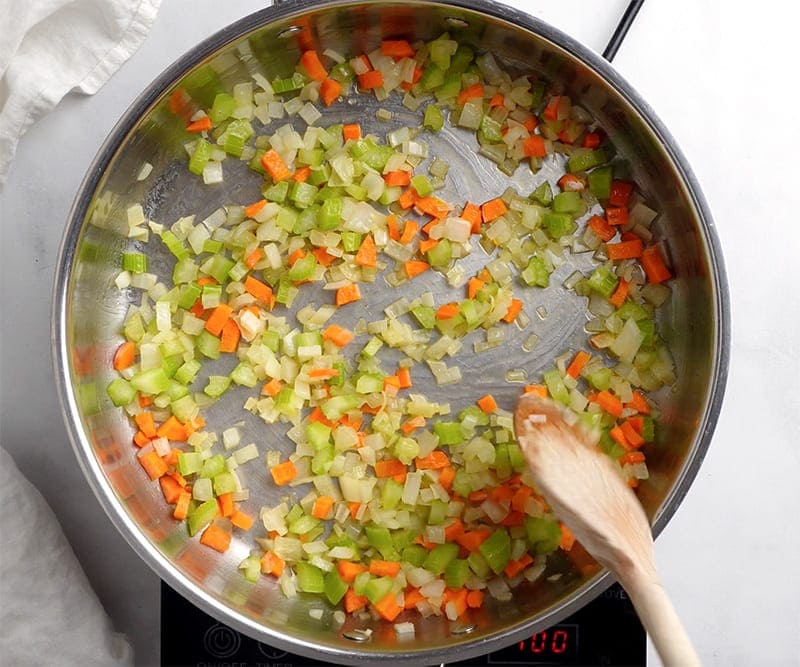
620, 569, 702, 666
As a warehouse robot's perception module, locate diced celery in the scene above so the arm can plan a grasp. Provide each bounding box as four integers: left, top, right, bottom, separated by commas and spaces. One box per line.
200, 454, 226, 479
130, 368, 170, 395
296, 562, 325, 594
311, 445, 334, 475
402, 544, 428, 568
433, 421, 463, 446
530, 181, 553, 206
188, 139, 212, 176
306, 421, 331, 449
364, 576, 394, 605
261, 330, 280, 352
494, 443, 512, 480
290, 181, 318, 209
420, 63, 445, 92
107, 378, 136, 406
321, 395, 360, 420
122, 252, 147, 274
524, 517, 561, 554
204, 255, 235, 283
427, 499, 448, 525
478, 528, 511, 574
178, 451, 202, 476
160, 231, 189, 260
263, 180, 289, 203
427, 238, 452, 268
479, 115, 503, 143
209, 93, 236, 123
521, 256, 550, 287
197, 330, 221, 360
324, 570, 348, 605
410, 305, 436, 330
365, 525, 398, 559
393, 437, 419, 465
381, 478, 404, 510
289, 514, 320, 536
340, 231, 361, 252
552, 191, 582, 214
177, 283, 202, 310
171, 394, 198, 423
360, 337, 383, 359
543, 212, 576, 238
444, 558, 471, 589
318, 197, 342, 230
213, 471, 237, 496
543, 369, 570, 405
568, 148, 607, 173
423, 104, 444, 131
187, 499, 218, 536
424, 542, 459, 575
204, 374, 231, 397
588, 165, 613, 199
174, 359, 201, 385
230, 362, 258, 387
467, 551, 491, 578
587, 366, 613, 391
588, 265, 619, 298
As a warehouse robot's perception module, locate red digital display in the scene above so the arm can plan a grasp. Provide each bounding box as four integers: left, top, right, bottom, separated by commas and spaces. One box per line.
519, 628, 570, 654
490, 624, 579, 664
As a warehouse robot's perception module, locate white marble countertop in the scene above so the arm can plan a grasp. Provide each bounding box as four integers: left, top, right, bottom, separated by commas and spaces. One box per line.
1, 1, 798, 665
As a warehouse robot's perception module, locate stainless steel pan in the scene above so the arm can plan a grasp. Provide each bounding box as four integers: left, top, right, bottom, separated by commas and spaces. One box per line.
53, 1, 729, 663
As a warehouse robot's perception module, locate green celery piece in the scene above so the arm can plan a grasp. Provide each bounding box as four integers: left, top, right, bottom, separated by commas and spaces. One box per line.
294, 206, 319, 235
424, 542, 459, 575
197, 330, 221, 360
494, 444, 512, 480
223, 120, 253, 157
204, 255, 235, 283
296, 331, 322, 348
478, 528, 511, 574
434, 421, 464, 446
427, 499, 448, 525
423, 104, 445, 131
530, 80, 546, 107
272, 72, 306, 95
263, 180, 289, 203
552, 191, 583, 214
345, 183, 367, 201
230, 362, 258, 387
290, 180, 318, 209
427, 238, 452, 268
599, 431, 627, 460
329, 361, 346, 387
587, 366, 613, 391
123, 313, 145, 343
324, 570, 348, 605
330, 61, 354, 83
321, 394, 360, 420
458, 406, 490, 427
161, 353, 183, 378
588, 265, 619, 298
616, 301, 651, 320
479, 115, 503, 143
521, 256, 550, 287
172, 257, 197, 284
249, 148, 266, 174
524, 517, 561, 554
274, 386, 300, 418
170, 394, 197, 423
451, 469, 471, 498
360, 337, 383, 359
352, 571, 371, 596
381, 479, 404, 510
429, 38, 456, 71
187, 499, 219, 536
275, 207, 298, 232
543, 211, 576, 238
355, 372, 384, 394
393, 437, 419, 465
287, 253, 317, 282
188, 139, 212, 176
307, 164, 330, 187
568, 148, 608, 173
341, 231, 362, 252
410, 305, 436, 330
364, 577, 393, 605
365, 525, 398, 560
177, 283, 202, 310
213, 471, 237, 496
160, 231, 189, 260
507, 444, 526, 473
122, 252, 147, 274
209, 93, 236, 124
285, 504, 303, 525
402, 544, 428, 568
543, 368, 570, 405
311, 444, 335, 475
306, 421, 331, 449
641, 416, 655, 442
459, 299, 480, 328
449, 45, 475, 74
467, 551, 491, 578
435, 73, 462, 102
261, 329, 281, 352
295, 562, 325, 594
289, 514, 320, 536
177, 452, 202, 476
588, 165, 613, 199
318, 197, 343, 230
297, 148, 324, 167
130, 368, 170, 395
411, 174, 433, 197
420, 63, 446, 92
530, 181, 553, 206
227, 261, 248, 283
444, 558, 471, 589
164, 379, 189, 402
200, 454, 225, 479
107, 378, 136, 407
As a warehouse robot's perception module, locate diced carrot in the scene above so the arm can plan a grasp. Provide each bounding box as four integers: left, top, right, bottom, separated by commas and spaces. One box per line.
417, 238, 438, 254
420, 219, 439, 237
558, 173, 585, 191
135, 411, 157, 438
466, 589, 485, 608
385, 213, 401, 240
396, 366, 412, 389
375, 459, 407, 478
189, 300, 205, 318
348, 502, 361, 519
292, 166, 312, 182
384, 170, 411, 187
403, 588, 425, 610
457, 83, 484, 105
337, 561, 368, 583
609, 180, 634, 208
157, 416, 188, 442
523, 384, 548, 398
504, 553, 534, 578
288, 248, 305, 267
523, 135, 547, 158
626, 391, 651, 415
476, 394, 497, 413
596, 390, 623, 418
481, 197, 508, 223
244, 199, 267, 219
436, 303, 459, 320
219, 319, 241, 354
186, 116, 212, 133
261, 149, 292, 182
606, 238, 643, 260
205, 303, 233, 336
606, 206, 629, 226
159, 475, 184, 504
511, 485, 534, 513
627, 477, 640, 488
558, 523, 576, 551
491, 485, 515, 503
443, 587, 468, 617
466, 277, 485, 300
461, 201, 483, 234
401, 415, 425, 434
620, 420, 645, 448
489, 93, 505, 107
542, 95, 565, 121
369, 560, 402, 577
270, 460, 297, 486
300, 50, 328, 81
582, 132, 601, 149
311, 495, 335, 520
502, 298, 523, 323
344, 588, 368, 613
381, 39, 415, 58
609, 278, 630, 308
415, 196, 451, 218
641, 245, 672, 284
113, 341, 136, 371
358, 69, 384, 90
261, 551, 285, 577
609, 425, 630, 449
400, 220, 418, 244
620, 451, 646, 466
173, 491, 191, 521
335, 283, 361, 306
133, 431, 150, 448
311, 246, 336, 267
308, 368, 339, 380
566, 350, 591, 379
230, 510, 254, 531
415, 450, 450, 470
342, 123, 362, 141
444, 518, 465, 542
137, 393, 153, 408
244, 247, 264, 269
322, 324, 354, 347
587, 214, 616, 242
261, 378, 283, 397
320, 77, 342, 106
355, 234, 377, 267
374, 592, 403, 621
468, 489, 488, 503
438, 465, 455, 491
139, 451, 168, 480
218, 492, 234, 517
404, 260, 430, 278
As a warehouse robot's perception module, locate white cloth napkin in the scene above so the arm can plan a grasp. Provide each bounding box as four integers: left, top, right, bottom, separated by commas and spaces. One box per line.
0, 447, 133, 665
0, 0, 161, 185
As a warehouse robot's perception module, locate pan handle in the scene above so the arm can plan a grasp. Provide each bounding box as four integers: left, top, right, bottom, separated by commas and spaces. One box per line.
602, 0, 645, 62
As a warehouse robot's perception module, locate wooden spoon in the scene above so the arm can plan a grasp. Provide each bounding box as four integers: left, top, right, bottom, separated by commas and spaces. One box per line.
514, 394, 701, 667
